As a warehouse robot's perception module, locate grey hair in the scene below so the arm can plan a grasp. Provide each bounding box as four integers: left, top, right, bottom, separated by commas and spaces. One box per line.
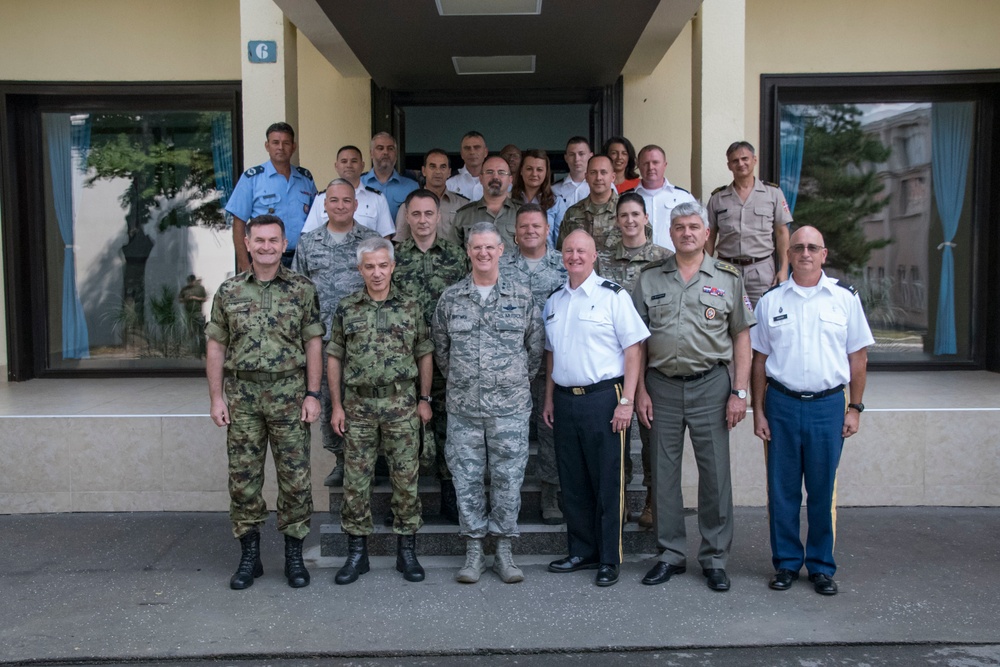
466, 221, 503, 248
326, 177, 354, 191
670, 200, 709, 228
356, 237, 395, 264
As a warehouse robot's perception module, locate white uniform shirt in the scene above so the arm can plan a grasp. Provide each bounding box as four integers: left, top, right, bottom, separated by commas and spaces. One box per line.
301, 186, 395, 237
635, 179, 697, 251
552, 177, 590, 208
543, 270, 650, 387
446, 166, 484, 201
750, 272, 874, 393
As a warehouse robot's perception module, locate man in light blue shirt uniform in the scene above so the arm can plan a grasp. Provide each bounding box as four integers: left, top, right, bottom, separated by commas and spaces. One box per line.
360, 132, 418, 219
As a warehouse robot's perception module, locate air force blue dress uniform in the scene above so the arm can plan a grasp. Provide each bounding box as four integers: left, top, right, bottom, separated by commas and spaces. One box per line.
225, 160, 318, 252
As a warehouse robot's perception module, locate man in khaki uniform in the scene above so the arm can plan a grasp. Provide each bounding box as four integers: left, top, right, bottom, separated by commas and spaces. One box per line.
632, 201, 755, 593
706, 141, 793, 306
453, 155, 521, 248
393, 149, 469, 245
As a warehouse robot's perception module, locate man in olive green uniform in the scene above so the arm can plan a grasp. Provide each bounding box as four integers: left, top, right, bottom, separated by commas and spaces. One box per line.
454, 155, 521, 248
327, 237, 434, 584
392, 188, 469, 523
632, 201, 755, 593
206, 214, 324, 591
706, 141, 793, 306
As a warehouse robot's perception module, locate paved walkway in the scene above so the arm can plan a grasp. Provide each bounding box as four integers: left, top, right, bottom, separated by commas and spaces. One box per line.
1, 507, 998, 664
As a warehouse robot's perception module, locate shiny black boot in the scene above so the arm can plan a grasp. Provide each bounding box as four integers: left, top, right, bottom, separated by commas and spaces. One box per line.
283, 535, 310, 588
395, 534, 425, 582
230, 530, 263, 590
334, 535, 369, 585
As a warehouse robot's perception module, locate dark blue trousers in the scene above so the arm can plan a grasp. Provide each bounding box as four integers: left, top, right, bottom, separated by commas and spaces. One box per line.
764, 385, 846, 577
553, 382, 626, 566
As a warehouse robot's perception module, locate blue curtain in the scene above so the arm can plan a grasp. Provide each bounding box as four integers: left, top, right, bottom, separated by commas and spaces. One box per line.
930, 102, 974, 355
779, 106, 807, 214
211, 114, 235, 208
43, 113, 90, 359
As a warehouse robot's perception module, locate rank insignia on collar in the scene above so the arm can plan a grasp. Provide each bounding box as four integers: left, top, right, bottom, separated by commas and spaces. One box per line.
703, 286, 726, 297
705, 307, 716, 320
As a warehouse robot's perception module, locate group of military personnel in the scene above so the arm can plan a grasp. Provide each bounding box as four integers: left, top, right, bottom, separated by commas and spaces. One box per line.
206, 122, 872, 596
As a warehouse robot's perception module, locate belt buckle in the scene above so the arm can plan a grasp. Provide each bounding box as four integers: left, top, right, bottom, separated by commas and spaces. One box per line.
373, 385, 390, 399
572, 387, 586, 396
800, 392, 815, 400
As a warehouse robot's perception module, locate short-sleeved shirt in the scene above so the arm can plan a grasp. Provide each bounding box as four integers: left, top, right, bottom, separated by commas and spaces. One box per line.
392, 190, 469, 245
453, 197, 521, 249
290, 223, 381, 339
325, 286, 433, 388
543, 270, 650, 388
597, 239, 673, 294
634, 180, 698, 251
392, 236, 470, 325
632, 253, 756, 377
206, 264, 324, 372
360, 170, 419, 220
552, 177, 590, 209
707, 178, 793, 260
224, 160, 318, 250
750, 272, 874, 393
301, 185, 395, 237
446, 166, 484, 201
500, 248, 566, 312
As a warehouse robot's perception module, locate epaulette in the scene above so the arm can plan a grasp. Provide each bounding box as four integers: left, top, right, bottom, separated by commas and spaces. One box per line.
619, 187, 637, 195
294, 165, 313, 180
762, 282, 782, 297
640, 258, 668, 273
450, 190, 470, 201
714, 260, 741, 277
711, 184, 727, 195
763, 180, 780, 189
836, 281, 859, 296
547, 284, 564, 298
674, 185, 691, 194
600, 280, 623, 293
456, 199, 478, 212
365, 185, 382, 195
243, 165, 265, 178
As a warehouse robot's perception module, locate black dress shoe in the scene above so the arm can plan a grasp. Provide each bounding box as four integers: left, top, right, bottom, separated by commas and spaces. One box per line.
548, 555, 600, 573
595, 564, 619, 587
641, 562, 686, 585
703, 568, 731, 591
809, 572, 838, 596
769, 568, 799, 591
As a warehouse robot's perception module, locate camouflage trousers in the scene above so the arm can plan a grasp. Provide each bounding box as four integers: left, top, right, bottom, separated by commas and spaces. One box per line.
429, 365, 451, 481
530, 371, 559, 486
225, 374, 313, 540
446, 412, 530, 539
341, 389, 423, 536
320, 351, 344, 456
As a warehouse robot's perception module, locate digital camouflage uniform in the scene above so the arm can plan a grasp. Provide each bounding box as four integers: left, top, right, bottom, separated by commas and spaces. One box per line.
431, 274, 544, 538
499, 248, 566, 486
556, 190, 616, 250
326, 285, 434, 536
392, 236, 469, 480
597, 238, 674, 487
291, 222, 381, 458
205, 264, 325, 539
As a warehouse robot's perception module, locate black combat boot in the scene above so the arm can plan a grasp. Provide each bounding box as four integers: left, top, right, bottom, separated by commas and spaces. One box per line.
396, 534, 425, 582
440, 479, 459, 524
334, 535, 369, 585
230, 530, 263, 590
283, 535, 310, 588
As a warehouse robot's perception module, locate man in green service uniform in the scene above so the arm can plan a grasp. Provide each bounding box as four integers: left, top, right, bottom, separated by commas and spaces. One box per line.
206, 214, 325, 591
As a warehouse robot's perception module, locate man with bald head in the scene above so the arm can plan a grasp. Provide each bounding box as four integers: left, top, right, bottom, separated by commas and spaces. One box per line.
453, 155, 521, 249
543, 229, 649, 587
750, 226, 873, 596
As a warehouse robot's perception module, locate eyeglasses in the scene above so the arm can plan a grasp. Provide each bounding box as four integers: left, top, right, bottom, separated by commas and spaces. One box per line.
790, 244, 825, 254
482, 170, 510, 177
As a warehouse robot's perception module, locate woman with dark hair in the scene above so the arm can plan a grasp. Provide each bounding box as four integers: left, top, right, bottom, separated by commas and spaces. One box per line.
511, 149, 567, 246
603, 136, 640, 193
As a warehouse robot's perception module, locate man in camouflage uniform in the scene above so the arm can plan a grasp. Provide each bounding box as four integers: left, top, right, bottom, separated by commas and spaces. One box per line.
598, 192, 674, 528
499, 204, 566, 525
327, 237, 434, 584
432, 222, 544, 584
206, 214, 324, 591
292, 178, 380, 487
392, 189, 469, 523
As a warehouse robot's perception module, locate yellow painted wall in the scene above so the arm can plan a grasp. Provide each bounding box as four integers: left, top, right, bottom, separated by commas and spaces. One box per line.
744, 0, 1000, 148
624, 22, 695, 195
0, 0, 241, 81
295, 36, 372, 189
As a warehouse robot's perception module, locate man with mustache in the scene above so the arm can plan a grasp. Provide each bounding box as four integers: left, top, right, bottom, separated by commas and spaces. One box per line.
453, 155, 521, 249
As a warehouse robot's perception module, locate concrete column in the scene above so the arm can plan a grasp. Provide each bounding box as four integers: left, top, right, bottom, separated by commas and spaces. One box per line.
691, 0, 745, 200
239, 0, 298, 168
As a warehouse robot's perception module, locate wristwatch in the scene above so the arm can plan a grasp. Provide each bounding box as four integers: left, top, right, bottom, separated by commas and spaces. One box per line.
848, 402, 865, 413
731, 389, 747, 400
419, 395, 433, 403
305, 390, 321, 400
619, 397, 633, 407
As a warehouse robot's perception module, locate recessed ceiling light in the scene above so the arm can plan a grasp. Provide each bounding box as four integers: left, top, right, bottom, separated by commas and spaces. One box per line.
452, 55, 536, 75
436, 0, 542, 16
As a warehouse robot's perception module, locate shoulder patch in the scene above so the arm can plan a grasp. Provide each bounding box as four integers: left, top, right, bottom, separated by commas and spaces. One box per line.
837, 282, 859, 296
294, 165, 313, 180
711, 184, 727, 195
763, 181, 780, 189
364, 185, 382, 195
714, 260, 741, 277
640, 258, 668, 273
243, 165, 265, 178
600, 280, 623, 293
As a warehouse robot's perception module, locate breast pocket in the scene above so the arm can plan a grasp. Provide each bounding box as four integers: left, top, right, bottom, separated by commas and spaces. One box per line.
819, 307, 848, 348
753, 205, 775, 231
344, 317, 368, 338
224, 298, 254, 334
698, 293, 728, 330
